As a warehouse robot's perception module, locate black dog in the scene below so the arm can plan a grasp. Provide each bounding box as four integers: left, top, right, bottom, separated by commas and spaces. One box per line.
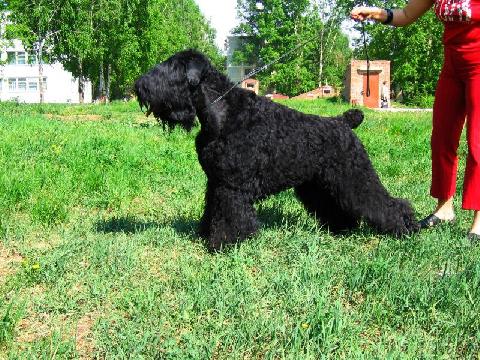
135, 50, 418, 251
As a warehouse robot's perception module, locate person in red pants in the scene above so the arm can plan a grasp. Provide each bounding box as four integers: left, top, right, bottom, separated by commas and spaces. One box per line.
351, 0, 480, 242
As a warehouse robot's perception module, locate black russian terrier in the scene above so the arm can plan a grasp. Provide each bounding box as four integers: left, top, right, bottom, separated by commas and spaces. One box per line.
134, 50, 418, 251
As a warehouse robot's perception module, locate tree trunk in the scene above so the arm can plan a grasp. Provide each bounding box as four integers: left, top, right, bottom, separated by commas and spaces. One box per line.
105, 63, 111, 102
78, 77, 85, 104
38, 38, 45, 104
98, 62, 105, 101
78, 61, 85, 104
318, 26, 324, 88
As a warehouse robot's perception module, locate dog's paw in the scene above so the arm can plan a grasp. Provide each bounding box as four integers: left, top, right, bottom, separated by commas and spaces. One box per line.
391, 214, 420, 237
342, 109, 364, 129
404, 214, 421, 234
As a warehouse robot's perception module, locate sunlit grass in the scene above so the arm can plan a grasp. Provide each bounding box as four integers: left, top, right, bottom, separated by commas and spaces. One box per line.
0, 99, 479, 358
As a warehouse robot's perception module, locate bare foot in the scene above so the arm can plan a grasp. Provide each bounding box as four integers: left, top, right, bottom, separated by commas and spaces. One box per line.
433, 197, 455, 221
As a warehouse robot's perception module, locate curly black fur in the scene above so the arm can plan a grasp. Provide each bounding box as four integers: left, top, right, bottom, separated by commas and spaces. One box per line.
135, 50, 419, 251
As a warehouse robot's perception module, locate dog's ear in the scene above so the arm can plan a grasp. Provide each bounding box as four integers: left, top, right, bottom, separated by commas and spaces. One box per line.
186, 57, 205, 87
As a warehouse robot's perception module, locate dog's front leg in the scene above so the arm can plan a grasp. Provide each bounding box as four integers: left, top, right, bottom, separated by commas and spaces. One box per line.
198, 182, 214, 238
206, 185, 259, 252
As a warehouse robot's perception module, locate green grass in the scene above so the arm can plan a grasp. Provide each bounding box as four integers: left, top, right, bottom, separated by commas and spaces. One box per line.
0, 99, 479, 359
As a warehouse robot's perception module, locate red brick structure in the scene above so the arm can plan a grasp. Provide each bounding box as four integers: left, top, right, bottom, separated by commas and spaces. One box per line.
241, 78, 259, 94
266, 93, 289, 100
292, 85, 337, 100
344, 60, 390, 108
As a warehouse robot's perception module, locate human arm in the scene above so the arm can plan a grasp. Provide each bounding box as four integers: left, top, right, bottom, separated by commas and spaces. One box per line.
350, 0, 435, 27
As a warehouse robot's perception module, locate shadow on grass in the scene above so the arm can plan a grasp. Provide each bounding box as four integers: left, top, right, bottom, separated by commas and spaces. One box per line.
257, 206, 306, 229
95, 215, 200, 237
94, 206, 307, 238
95, 216, 161, 235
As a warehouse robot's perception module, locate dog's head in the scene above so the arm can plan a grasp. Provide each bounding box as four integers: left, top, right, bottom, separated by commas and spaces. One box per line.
134, 50, 210, 130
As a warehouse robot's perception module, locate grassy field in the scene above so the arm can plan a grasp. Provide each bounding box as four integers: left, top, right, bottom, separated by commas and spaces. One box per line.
0, 99, 479, 359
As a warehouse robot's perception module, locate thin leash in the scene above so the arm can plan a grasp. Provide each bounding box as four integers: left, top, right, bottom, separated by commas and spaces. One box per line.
208, 35, 318, 107
207, 18, 371, 107
360, 21, 371, 97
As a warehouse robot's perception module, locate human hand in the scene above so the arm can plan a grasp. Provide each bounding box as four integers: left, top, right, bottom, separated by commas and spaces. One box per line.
350, 7, 387, 22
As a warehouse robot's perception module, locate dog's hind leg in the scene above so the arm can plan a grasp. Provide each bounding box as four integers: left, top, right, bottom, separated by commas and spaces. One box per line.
321, 164, 418, 236
355, 191, 419, 236
206, 185, 260, 251
295, 181, 360, 233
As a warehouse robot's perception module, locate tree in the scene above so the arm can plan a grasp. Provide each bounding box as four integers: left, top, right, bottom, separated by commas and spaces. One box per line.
234, 0, 351, 96
135, 0, 223, 73
48, 0, 98, 103
98, 0, 223, 99
6, 0, 63, 103
309, 0, 352, 87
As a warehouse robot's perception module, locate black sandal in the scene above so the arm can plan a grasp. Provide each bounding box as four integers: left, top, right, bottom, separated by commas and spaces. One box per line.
419, 214, 455, 229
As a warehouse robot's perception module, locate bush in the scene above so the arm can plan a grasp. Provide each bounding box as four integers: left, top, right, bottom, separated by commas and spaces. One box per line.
406, 93, 435, 108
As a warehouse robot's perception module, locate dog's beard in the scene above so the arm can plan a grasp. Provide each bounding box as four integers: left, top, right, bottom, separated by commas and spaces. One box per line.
152, 106, 196, 131
158, 115, 195, 131
168, 109, 196, 131
136, 98, 192, 130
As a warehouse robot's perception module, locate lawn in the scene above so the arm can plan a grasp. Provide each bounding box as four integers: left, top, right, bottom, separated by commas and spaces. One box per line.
0, 99, 479, 359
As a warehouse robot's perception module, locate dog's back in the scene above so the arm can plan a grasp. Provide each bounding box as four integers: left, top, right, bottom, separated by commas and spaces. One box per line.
239, 91, 364, 131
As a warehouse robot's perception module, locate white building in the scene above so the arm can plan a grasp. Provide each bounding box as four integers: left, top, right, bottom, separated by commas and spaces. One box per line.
0, 14, 92, 103
226, 36, 255, 83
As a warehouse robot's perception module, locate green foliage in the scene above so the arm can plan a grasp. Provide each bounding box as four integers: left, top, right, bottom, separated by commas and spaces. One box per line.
234, 0, 351, 96
5, 0, 60, 51
410, 93, 436, 108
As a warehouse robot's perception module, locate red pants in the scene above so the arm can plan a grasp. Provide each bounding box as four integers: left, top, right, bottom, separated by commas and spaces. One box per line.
431, 46, 480, 210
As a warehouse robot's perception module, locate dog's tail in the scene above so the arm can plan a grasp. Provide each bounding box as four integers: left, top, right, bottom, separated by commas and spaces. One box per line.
341, 109, 364, 129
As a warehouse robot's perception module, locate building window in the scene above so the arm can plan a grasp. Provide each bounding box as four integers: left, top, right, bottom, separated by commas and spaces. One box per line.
7, 78, 33, 92
6, 51, 31, 65
6, 77, 46, 92
17, 52, 26, 65
28, 79, 38, 92
7, 52, 16, 65
18, 78, 27, 91
5, 51, 40, 65
28, 53, 38, 65
8, 78, 17, 91
40, 77, 47, 91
